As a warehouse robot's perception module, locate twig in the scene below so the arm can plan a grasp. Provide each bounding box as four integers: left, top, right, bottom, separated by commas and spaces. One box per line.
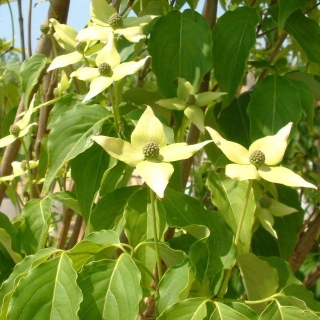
66, 214, 84, 249
27, 0, 33, 57
17, 0, 26, 60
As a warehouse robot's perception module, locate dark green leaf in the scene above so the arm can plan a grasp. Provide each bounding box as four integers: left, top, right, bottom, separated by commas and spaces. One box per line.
50, 191, 80, 213
42, 103, 109, 195
247, 75, 302, 140
148, 9, 213, 97
91, 186, 141, 231
212, 7, 259, 108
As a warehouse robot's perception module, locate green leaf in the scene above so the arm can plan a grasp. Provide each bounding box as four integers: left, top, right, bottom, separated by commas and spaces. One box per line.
212, 7, 259, 108
20, 54, 50, 105
237, 253, 279, 314
66, 230, 120, 271
0, 248, 58, 320
285, 76, 314, 130
157, 259, 195, 317
259, 257, 300, 291
207, 92, 251, 149
50, 191, 80, 213
0, 229, 22, 264
207, 171, 255, 253
42, 103, 109, 195
148, 9, 213, 97
259, 300, 320, 320
122, 87, 163, 107
279, 284, 320, 312
278, 0, 308, 33
0, 213, 19, 255
225, 302, 258, 320
284, 10, 320, 64
18, 198, 52, 255
77, 254, 142, 320
7, 253, 82, 320
247, 75, 302, 140
157, 297, 208, 320
91, 186, 141, 231
211, 302, 251, 320
71, 124, 113, 223
162, 188, 235, 279
285, 71, 320, 100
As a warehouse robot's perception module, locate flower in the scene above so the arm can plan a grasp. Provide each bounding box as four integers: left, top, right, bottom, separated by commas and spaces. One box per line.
253, 184, 297, 238
47, 19, 104, 72
0, 96, 37, 148
0, 160, 38, 182
76, 0, 153, 43
205, 123, 317, 189
70, 32, 150, 103
156, 78, 225, 133
92, 106, 211, 197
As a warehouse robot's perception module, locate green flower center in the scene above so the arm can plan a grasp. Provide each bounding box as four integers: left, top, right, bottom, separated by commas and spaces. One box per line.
40, 23, 50, 35
249, 150, 265, 167
75, 41, 87, 54
143, 142, 160, 160
9, 124, 21, 137
98, 63, 113, 77
259, 196, 272, 209
20, 160, 28, 171
108, 13, 123, 29
186, 94, 196, 106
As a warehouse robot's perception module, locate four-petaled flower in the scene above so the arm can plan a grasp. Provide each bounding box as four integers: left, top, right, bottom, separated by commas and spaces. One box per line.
47, 19, 103, 72
206, 123, 317, 189
92, 106, 211, 197
71, 32, 150, 103
156, 78, 225, 133
0, 96, 37, 148
76, 0, 154, 43
253, 185, 297, 238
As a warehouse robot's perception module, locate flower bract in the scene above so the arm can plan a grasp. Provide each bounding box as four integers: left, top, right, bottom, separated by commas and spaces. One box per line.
0, 96, 37, 148
156, 78, 225, 133
71, 32, 149, 103
206, 123, 317, 189
92, 106, 211, 197
254, 184, 297, 238
76, 0, 153, 43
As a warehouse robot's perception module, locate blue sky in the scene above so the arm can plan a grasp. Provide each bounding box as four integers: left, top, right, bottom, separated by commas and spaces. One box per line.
0, 0, 206, 56
0, 0, 92, 55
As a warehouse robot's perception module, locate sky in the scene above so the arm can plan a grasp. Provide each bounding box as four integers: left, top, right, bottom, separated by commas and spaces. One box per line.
0, 0, 206, 57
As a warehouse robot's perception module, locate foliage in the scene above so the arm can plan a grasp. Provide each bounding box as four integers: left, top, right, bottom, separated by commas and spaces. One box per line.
0, 0, 320, 319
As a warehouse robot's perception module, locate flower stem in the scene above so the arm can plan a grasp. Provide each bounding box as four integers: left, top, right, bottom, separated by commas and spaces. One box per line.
20, 137, 34, 199
150, 188, 163, 280
234, 179, 253, 247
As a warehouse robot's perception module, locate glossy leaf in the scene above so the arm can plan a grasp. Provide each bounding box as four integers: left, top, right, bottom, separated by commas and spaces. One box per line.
50, 191, 80, 214
42, 103, 109, 195
259, 300, 319, 320
148, 9, 213, 97
66, 230, 120, 271
237, 253, 278, 313
207, 171, 255, 253
18, 198, 52, 255
211, 302, 251, 320
0, 248, 58, 320
157, 297, 207, 320
212, 7, 259, 108
7, 253, 82, 320
20, 54, 50, 105
247, 75, 302, 140
77, 254, 142, 320
157, 260, 195, 317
